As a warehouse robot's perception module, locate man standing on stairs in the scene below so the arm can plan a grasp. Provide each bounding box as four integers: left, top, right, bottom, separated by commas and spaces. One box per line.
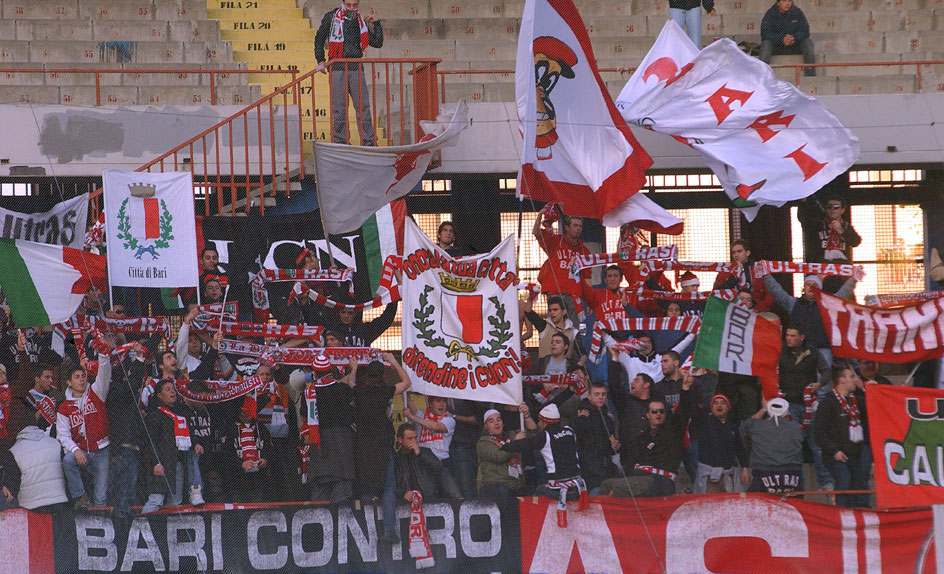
315, 0, 384, 145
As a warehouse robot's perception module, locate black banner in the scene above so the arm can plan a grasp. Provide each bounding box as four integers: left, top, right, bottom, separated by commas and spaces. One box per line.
53, 499, 520, 573
201, 212, 380, 319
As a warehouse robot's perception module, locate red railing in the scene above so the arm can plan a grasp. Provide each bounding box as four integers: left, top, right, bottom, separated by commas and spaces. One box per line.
88, 58, 442, 217
437, 59, 944, 100
0, 66, 298, 106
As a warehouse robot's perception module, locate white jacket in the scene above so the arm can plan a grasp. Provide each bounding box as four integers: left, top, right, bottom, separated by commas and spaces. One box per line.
10, 426, 67, 510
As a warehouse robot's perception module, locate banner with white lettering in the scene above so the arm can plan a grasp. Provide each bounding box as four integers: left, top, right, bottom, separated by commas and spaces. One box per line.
817, 289, 944, 363
200, 211, 396, 320
867, 385, 944, 509
616, 23, 859, 220
519, 495, 933, 573
0, 193, 88, 248
103, 171, 198, 288
401, 219, 523, 405
49, 500, 519, 573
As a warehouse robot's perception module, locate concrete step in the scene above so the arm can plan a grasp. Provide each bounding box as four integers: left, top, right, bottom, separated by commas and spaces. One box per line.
720, 14, 763, 37
810, 11, 875, 34
628, 0, 667, 17
92, 20, 171, 42
59, 84, 139, 105
379, 19, 448, 40
586, 15, 650, 37
228, 40, 313, 53
442, 17, 520, 40
0, 64, 51, 86
430, 2, 509, 19
837, 74, 916, 94
0, 21, 14, 41
137, 85, 211, 105
14, 19, 94, 41
379, 39, 458, 60
169, 20, 224, 43
822, 53, 903, 77
215, 19, 312, 34
213, 7, 303, 21
155, 0, 207, 21
43, 66, 122, 86
0, 85, 61, 104
1, 0, 81, 20
797, 75, 839, 95
78, 0, 155, 21
28, 40, 100, 63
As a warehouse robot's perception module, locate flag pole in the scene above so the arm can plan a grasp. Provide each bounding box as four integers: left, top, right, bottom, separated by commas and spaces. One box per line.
310, 136, 338, 269
218, 284, 230, 329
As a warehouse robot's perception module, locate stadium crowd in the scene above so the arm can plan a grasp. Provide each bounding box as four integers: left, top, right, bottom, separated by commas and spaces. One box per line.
0, 197, 899, 527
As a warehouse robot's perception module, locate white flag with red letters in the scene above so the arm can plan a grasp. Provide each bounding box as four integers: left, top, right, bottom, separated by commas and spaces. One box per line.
516, 0, 664, 226
616, 21, 859, 220
400, 219, 522, 406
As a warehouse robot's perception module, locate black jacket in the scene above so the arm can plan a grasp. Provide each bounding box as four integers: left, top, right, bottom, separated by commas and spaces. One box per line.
396, 446, 460, 500
764, 275, 857, 349
814, 392, 865, 459
625, 388, 691, 474
315, 9, 384, 67
504, 423, 581, 481
143, 399, 195, 495
761, 3, 810, 44
573, 399, 619, 489
669, 0, 715, 13
686, 391, 746, 469
106, 356, 149, 450
607, 359, 665, 463
778, 345, 818, 404
325, 302, 398, 348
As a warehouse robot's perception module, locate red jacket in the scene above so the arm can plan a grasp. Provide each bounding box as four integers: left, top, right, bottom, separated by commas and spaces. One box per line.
712, 267, 773, 312
581, 282, 630, 323
56, 356, 112, 453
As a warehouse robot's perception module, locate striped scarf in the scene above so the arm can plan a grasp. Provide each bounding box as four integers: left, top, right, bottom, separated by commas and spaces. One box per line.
328, 5, 368, 60
802, 384, 818, 430
834, 389, 861, 429
589, 317, 701, 359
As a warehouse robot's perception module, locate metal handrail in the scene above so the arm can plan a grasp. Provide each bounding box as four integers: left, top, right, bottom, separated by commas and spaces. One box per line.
0, 66, 299, 106
87, 57, 443, 217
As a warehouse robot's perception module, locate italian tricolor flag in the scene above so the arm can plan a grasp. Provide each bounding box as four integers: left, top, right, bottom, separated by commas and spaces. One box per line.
359, 199, 406, 295
0, 239, 107, 326
694, 297, 782, 399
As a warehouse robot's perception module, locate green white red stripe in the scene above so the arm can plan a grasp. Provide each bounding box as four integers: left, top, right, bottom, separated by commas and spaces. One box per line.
694, 297, 781, 385
0, 239, 106, 326
360, 199, 405, 294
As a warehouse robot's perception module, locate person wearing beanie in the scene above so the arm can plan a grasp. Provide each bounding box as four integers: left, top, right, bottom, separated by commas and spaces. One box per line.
676, 271, 706, 317
686, 387, 746, 494
740, 397, 804, 495
323, 297, 398, 348
501, 402, 587, 523
759, 265, 857, 392
476, 406, 536, 498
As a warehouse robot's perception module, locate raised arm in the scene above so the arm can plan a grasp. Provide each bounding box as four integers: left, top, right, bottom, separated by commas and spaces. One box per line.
384, 353, 412, 395
762, 274, 797, 313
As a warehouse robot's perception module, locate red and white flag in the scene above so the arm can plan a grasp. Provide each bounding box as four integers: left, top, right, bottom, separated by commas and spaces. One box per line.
516, 0, 668, 228
401, 219, 522, 406
616, 21, 860, 221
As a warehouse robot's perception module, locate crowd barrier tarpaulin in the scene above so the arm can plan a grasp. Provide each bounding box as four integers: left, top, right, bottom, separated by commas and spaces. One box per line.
519, 495, 935, 573
868, 385, 944, 509
45, 499, 519, 574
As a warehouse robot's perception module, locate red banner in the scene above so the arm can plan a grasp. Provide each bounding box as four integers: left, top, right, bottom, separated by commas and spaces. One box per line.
817, 290, 944, 363
867, 385, 944, 509
519, 495, 935, 573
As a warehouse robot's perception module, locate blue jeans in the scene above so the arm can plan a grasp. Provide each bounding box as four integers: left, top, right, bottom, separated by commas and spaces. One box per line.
186, 451, 202, 490
448, 442, 477, 498
142, 460, 184, 513
826, 454, 869, 507
109, 446, 139, 517
63, 447, 110, 505
669, 8, 702, 47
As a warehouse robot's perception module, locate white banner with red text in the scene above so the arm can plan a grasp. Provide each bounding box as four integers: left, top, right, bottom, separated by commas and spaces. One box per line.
401, 219, 522, 406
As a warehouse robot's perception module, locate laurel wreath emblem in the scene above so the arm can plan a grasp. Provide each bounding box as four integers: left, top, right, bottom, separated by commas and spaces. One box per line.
115, 197, 174, 260
412, 285, 513, 359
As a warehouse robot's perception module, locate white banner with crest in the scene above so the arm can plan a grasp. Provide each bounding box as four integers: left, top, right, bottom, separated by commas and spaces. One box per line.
400, 220, 522, 405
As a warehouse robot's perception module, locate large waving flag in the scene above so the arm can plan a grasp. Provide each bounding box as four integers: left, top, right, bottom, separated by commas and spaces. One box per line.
617, 21, 859, 220
516, 0, 664, 227
317, 102, 467, 235
0, 239, 106, 326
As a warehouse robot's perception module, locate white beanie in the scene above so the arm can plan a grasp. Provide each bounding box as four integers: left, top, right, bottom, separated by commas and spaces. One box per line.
483, 409, 501, 423
803, 274, 823, 289
539, 403, 560, 423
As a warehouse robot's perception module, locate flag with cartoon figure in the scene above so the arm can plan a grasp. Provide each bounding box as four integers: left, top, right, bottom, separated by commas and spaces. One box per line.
400, 219, 522, 405
103, 170, 199, 289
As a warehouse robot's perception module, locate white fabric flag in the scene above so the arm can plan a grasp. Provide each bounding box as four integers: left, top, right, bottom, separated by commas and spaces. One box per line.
516, 0, 665, 226
103, 170, 199, 288
0, 193, 89, 248
616, 21, 859, 220
400, 219, 522, 405
316, 102, 468, 235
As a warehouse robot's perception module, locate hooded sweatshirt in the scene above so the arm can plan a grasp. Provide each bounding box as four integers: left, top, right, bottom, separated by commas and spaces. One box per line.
10, 425, 67, 509
740, 416, 803, 470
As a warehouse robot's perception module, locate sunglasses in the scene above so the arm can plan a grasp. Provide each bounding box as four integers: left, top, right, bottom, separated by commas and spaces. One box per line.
649, 409, 666, 414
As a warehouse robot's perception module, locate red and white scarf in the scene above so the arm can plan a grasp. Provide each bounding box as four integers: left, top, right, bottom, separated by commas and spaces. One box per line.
238, 422, 261, 470
523, 373, 588, 397
28, 389, 57, 426
305, 255, 402, 312
158, 406, 192, 451
193, 320, 324, 341
491, 433, 522, 478
569, 247, 678, 279
328, 5, 369, 60
634, 288, 738, 302
834, 390, 862, 441
802, 384, 818, 431
167, 376, 267, 404
219, 340, 383, 366
261, 268, 354, 284
418, 410, 446, 444
639, 260, 737, 278
408, 491, 435, 569
589, 317, 701, 359
752, 260, 864, 280
300, 375, 340, 447
865, 290, 944, 308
